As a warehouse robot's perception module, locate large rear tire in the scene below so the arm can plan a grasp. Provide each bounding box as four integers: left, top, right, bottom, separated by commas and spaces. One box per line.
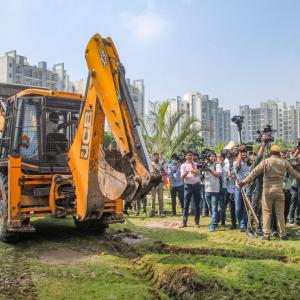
0, 173, 18, 243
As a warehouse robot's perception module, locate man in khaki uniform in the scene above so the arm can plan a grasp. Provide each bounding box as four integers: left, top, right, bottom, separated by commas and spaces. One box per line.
240, 145, 300, 240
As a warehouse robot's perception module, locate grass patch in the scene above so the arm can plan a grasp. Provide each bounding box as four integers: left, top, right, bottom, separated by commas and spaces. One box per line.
0, 196, 300, 299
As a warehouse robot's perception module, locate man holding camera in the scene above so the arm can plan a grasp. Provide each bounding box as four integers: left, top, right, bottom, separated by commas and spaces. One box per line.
234, 146, 251, 232
168, 154, 184, 216
239, 145, 300, 240
225, 151, 237, 229
180, 151, 201, 228
204, 152, 222, 232
217, 152, 228, 226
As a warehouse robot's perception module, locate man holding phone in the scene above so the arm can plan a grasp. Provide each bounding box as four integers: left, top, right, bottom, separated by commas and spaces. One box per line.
180, 151, 201, 228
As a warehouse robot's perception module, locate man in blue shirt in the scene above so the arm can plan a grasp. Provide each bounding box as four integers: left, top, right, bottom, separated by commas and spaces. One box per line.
233, 146, 251, 232
168, 154, 184, 216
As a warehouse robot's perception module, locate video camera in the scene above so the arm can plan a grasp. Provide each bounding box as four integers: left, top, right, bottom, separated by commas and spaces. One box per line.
231, 115, 244, 131
231, 115, 244, 143
287, 157, 300, 169
176, 151, 186, 164
256, 125, 276, 143
237, 143, 254, 153
194, 149, 214, 171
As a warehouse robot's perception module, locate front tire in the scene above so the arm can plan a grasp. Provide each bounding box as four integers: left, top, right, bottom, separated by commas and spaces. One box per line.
0, 173, 18, 243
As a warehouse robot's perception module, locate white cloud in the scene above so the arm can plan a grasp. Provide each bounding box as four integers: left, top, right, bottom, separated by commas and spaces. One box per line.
121, 11, 171, 43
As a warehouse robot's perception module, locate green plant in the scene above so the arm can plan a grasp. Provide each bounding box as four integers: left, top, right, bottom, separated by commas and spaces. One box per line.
143, 100, 207, 159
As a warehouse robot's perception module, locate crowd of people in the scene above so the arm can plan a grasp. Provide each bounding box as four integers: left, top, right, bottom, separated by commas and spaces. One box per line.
124, 135, 300, 241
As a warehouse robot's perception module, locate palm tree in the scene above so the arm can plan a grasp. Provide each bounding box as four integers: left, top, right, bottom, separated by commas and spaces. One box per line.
143, 100, 209, 159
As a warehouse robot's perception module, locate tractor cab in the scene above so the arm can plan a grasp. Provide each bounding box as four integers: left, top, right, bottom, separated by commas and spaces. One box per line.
0, 89, 83, 173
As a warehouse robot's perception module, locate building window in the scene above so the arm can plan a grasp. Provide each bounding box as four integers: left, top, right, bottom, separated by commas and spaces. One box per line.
9, 63, 12, 68
9, 73, 12, 78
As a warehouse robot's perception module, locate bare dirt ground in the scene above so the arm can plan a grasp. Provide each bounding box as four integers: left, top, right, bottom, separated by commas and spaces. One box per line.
146, 220, 182, 229
1, 216, 299, 300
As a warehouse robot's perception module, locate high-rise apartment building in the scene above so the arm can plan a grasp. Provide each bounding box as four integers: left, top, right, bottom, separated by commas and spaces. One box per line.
240, 100, 299, 142
170, 92, 231, 145
0, 50, 80, 92
169, 96, 190, 136
127, 79, 145, 120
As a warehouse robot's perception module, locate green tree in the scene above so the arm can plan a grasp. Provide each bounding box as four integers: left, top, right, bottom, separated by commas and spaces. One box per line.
214, 142, 225, 154
185, 134, 204, 153
143, 100, 208, 159
104, 131, 117, 149
273, 138, 296, 151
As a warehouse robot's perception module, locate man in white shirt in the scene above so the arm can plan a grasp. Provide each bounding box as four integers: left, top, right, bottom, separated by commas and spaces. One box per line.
204, 152, 222, 232
180, 151, 201, 228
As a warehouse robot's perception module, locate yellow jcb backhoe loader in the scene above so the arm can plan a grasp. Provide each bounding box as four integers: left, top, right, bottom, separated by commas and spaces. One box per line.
0, 34, 161, 242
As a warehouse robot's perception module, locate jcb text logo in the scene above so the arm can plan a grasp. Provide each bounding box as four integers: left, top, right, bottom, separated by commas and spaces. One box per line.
80, 110, 93, 159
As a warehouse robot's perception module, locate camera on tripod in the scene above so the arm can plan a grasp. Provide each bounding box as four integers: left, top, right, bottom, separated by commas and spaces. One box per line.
231, 115, 244, 144
256, 125, 276, 143
231, 115, 244, 131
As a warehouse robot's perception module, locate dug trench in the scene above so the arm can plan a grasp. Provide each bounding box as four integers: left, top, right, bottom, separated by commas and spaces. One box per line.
0, 221, 293, 300
0, 248, 37, 300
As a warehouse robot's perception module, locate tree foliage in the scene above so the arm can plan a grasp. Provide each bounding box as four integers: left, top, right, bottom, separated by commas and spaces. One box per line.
143, 100, 208, 159
104, 131, 117, 149
273, 139, 296, 151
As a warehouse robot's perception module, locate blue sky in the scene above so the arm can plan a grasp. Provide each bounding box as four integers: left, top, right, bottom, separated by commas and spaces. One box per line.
1, 0, 300, 113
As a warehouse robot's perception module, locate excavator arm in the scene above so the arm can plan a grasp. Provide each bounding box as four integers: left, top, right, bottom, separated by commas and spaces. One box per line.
68, 34, 161, 221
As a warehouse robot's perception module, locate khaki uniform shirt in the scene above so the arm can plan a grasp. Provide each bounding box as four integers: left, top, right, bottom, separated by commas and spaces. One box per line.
242, 155, 300, 191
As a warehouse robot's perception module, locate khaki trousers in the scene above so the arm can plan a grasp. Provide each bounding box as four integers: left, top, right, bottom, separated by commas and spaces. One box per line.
262, 187, 286, 237
151, 182, 164, 214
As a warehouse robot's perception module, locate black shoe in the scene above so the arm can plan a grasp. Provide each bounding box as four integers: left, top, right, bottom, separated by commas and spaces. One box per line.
240, 228, 246, 233
229, 225, 237, 230
280, 235, 289, 240
272, 231, 279, 238
221, 221, 226, 226
123, 210, 129, 215
180, 223, 187, 228
246, 231, 256, 238
261, 235, 270, 241
255, 228, 262, 236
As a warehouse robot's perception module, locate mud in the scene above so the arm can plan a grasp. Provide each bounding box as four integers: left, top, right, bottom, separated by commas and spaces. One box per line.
36, 229, 145, 265
0, 250, 37, 300
151, 241, 288, 262
143, 263, 230, 300
104, 230, 144, 258
146, 221, 182, 229
38, 248, 93, 265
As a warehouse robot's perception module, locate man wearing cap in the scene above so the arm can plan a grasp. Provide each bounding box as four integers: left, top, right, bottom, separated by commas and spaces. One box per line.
239, 145, 300, 240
